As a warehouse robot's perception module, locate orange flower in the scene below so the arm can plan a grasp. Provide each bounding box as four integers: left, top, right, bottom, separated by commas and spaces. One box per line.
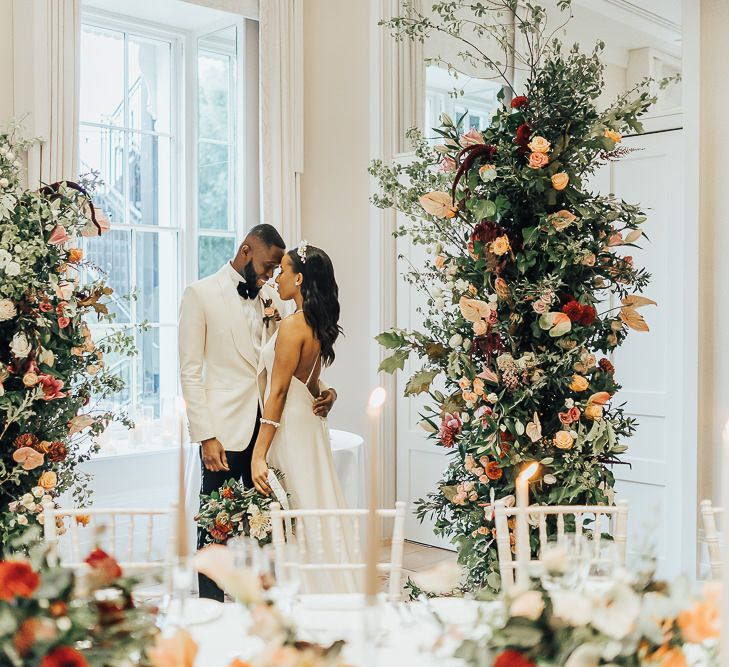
0, 561, 40, 600
647, 646, 687, 667
41, 647, 88, 667
485, 461, 503, 480
38, 471, 57, 490
491, 235, 511, 256
677, 582, 720, 643
67, 248, 84, 263
569, 374, 589, 392
551, 172, 569, 191
14, 618, 57, 657
604, 129, 622, 143
147, 628, 198, 667
75, 515, 90, 527
221, 486, 235, 500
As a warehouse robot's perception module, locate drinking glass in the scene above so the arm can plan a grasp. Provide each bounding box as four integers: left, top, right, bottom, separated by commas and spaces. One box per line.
228, 536, 263, 572
538, 533, 588, 591
584, 541, 621, 590
258, 544, 301, 615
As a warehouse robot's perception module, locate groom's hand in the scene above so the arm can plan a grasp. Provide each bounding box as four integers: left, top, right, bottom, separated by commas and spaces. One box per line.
313, 388, 337, 418
201, 438, 229, 472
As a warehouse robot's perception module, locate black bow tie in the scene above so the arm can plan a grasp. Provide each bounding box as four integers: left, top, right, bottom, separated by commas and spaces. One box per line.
237, 281, 259, 300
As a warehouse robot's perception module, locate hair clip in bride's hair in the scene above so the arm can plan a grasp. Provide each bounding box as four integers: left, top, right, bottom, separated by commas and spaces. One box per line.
297, 240, 309, 264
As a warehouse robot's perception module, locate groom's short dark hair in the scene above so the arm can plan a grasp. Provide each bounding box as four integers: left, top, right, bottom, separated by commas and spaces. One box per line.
248, 224, 285, 250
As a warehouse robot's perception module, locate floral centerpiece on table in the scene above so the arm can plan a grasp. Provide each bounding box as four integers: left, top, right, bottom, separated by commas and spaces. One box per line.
0, 531, 158, 666
148, 544, 346, 667
370, 0, 674, 591
195, 472, 287, 547
0, 123, 135, 549
455, 574, 720, 667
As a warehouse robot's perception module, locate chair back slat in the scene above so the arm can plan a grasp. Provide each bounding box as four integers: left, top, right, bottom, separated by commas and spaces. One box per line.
269, 502, 407, 601
494, 500, 630, 591
700, 499, 723, 579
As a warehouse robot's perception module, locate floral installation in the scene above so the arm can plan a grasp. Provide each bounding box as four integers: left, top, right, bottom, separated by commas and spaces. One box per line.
195, 473, 286, 546
177, 544, 347, 667
455, 570, 720, 667
0, 529, 158, 666
0, 123, 135, 549
370, 1, 674, 591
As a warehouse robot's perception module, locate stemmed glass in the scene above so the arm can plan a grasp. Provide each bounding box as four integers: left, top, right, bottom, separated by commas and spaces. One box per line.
258, 543, 301, 616
583, 541, 621, 591
537, 533, 589, 591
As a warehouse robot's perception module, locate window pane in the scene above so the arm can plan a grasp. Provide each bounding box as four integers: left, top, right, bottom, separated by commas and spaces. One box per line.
129, 133, 172, 226
198, 141, 230, 230
136, 327, 160, 419
84, 229, 132, 324
198, 24, 236, 142
135, 230, 178, 324
80, 26, 125, 126
128, 35, 171, 134
79, 126, 125, 223
198, 235, 235, 279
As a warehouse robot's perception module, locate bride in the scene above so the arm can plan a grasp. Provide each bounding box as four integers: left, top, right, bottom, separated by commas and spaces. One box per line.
251, 241, 357, 593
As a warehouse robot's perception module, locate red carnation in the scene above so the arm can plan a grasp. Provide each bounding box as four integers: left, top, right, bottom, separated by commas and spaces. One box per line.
510, 95, 529, 109
515, 123, 531, 150
493, 650, 535, 667
84, 548, 122, 586
0, 561, 40, 600
41, 646, 88, 667
579, 305, 597, 326
562, 300, 583, 322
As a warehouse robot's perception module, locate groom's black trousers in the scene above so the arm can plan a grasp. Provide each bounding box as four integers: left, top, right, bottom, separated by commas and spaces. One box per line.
197, 411, 260, 601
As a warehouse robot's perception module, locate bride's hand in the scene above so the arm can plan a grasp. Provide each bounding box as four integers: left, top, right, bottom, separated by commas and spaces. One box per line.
251, 455, 272, 497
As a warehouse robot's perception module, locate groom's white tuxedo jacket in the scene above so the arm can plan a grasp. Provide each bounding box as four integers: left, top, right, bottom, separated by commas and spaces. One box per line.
178, 263, 285, 452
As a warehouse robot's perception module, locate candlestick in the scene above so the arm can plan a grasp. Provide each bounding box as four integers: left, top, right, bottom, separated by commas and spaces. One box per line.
366, 387, 387, 605
515, 461, 539, 585
721, 421, 729, 664
176, 397, 188, 559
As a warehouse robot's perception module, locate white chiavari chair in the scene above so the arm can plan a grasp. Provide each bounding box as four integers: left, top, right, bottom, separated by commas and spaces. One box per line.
494, 500, 629, 590
42, 503, 176, 574
270, 501, 407, 601
700, 499, 723, 579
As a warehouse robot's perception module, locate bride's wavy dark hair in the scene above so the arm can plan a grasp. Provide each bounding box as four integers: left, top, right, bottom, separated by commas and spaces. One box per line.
289, 245, 343, 366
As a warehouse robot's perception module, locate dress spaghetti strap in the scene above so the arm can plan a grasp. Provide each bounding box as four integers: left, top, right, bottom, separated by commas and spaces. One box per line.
304, 354, 320, 386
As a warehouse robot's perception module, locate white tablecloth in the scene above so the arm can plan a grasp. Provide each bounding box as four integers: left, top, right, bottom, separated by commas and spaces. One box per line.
329, 428, 365, 509
185, 595, 489, 666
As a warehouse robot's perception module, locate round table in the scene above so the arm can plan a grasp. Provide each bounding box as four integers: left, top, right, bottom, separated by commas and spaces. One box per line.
329, 428, 364, 509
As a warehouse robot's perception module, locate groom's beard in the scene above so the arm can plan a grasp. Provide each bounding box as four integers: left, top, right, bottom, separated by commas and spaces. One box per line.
237, 261, 262, 299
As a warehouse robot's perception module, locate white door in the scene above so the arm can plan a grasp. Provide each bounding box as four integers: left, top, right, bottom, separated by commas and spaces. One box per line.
594, 128, 695, 578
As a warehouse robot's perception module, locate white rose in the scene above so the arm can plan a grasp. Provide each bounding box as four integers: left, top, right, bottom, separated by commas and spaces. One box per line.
0, 178, 8, 188
510, 590, 545, 620
10, 333, 32, 359
0, 298, 16, 321
26, 502, 36, 512
0, 249, 10, 268
32, 486, 44, 498
21, 493, 34, 505
8, 501, 18, 512
17, 515, 28, 526
487, 392, 498, 404
6, 150, 15, 161
5, 261, 20, 277
448, 334, 463, 348
434, 298, 445, 309
39, 349, 55, 367
551, 590, 593, 626
590, 583, 641, 639
564, 644, 603, 667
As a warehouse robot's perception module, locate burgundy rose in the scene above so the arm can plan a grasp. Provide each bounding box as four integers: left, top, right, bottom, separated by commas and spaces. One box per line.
515, 123, 531, 151
510, 95, 529, 109
561, 301, 583, 323
579, 305, 597, 326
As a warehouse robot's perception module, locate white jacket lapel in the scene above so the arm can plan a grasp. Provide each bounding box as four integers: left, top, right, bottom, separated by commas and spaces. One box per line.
216, 267, 258, 370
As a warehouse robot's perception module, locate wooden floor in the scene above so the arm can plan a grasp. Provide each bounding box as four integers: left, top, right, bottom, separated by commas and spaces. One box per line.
380, 539, 457, 583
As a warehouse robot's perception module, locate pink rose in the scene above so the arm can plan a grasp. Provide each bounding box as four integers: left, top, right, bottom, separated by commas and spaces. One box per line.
38, 375, 66, 401
532, 299, 548, 314
439, 155, 457, 172
12, 447, 45, 471
558, 406, 581, 425
528, 151, 549, 169
439, 412, 462, 448
48, 226, 70, 245
459, 128, 485, 148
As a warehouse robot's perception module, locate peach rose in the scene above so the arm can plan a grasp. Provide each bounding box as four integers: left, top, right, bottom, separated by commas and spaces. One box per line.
434, 255, 446, 270
38, 471, 57, 491
549, 209, 577, 231
462, 390, 478, 404
458, 377, 471, 390
584, 403, 603, 421
604, 129, 622, 143
528, 151, 549, 169
569, 374, 589, 392
551, 172, 569, 191
528, 135, 551, 153
554, 430, 574, 450
473, 378, 485, 396
490, 235, 511, 256
473, 320, 488, 336
67, 248, 84, 263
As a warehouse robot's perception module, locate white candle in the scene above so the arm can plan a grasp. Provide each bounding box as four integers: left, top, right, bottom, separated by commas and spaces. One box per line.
176, 397, 188, 559
366, 387, 387, 604
515, 462, 539, 585
721, 421, 729, 664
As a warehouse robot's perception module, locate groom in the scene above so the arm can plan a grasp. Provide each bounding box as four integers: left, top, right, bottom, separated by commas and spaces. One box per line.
179, 224, 338, 600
